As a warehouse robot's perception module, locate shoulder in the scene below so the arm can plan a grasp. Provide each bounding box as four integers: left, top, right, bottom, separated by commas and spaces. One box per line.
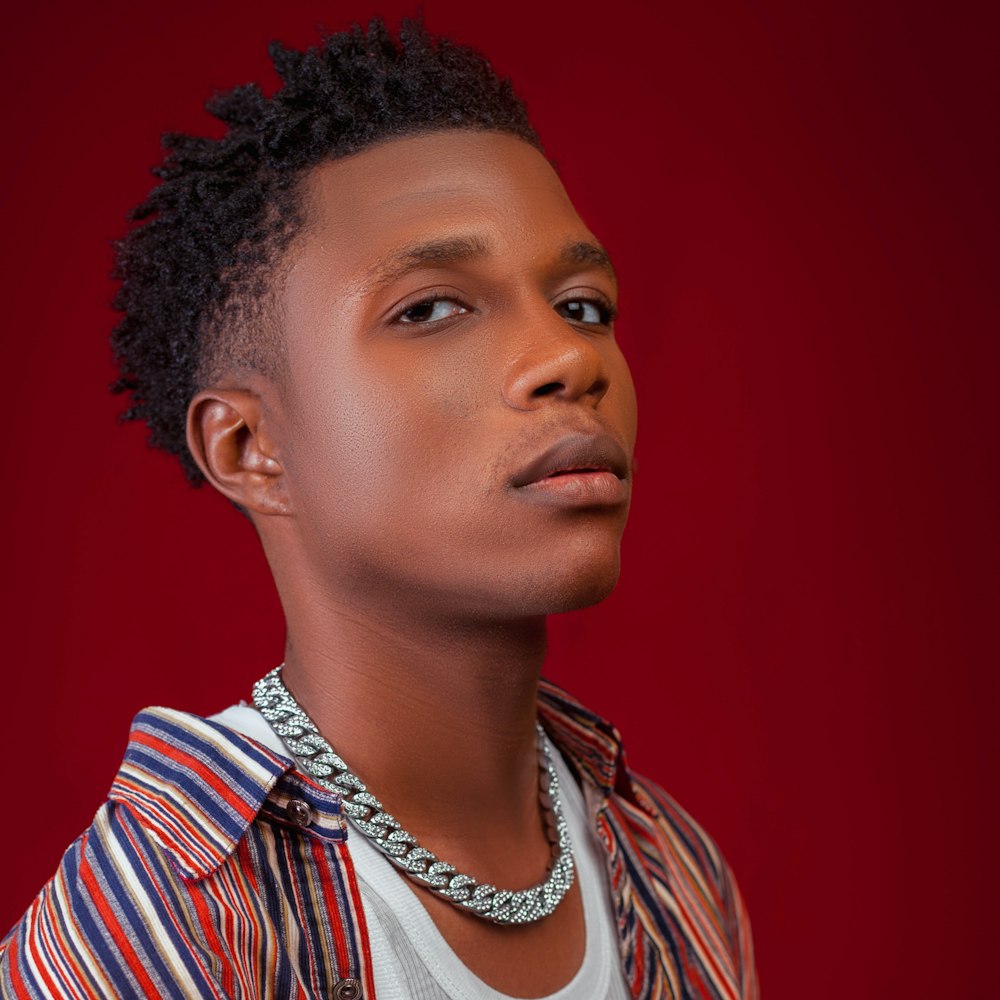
615, 768, 759, 1000
0, 706, 297, 998
624, 767, 754, 936
626, 768, 732, 893
539, 679, 758, 998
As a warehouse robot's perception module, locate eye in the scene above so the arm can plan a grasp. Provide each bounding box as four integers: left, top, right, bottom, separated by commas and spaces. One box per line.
397, 298, 469, 324
556, 298, 617, 326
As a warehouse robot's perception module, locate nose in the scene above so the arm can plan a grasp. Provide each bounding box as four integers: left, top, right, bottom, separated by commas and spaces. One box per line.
501, 308, 610, 411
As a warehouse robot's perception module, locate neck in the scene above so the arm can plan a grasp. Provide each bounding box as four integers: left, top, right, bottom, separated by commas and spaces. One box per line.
276, 591, 552, 885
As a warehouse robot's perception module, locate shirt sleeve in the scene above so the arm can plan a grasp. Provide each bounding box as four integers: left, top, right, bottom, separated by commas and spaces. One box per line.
0, 804, 212, 999
719, 857, 759, 1000
1, 826, 122, 998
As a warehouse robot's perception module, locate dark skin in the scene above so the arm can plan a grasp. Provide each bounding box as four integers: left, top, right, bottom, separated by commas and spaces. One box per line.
187, 131, 638, 996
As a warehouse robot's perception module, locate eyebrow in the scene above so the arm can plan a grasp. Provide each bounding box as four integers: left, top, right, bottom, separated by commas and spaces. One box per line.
364, 235, 617, 292
561, 241, 617, 283
367, 235, 491, 291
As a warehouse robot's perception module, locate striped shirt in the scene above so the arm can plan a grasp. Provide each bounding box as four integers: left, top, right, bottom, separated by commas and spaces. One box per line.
0, 681, 757, 999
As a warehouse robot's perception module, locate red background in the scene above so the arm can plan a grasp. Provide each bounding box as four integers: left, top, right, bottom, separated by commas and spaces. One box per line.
1, 2, 996, 997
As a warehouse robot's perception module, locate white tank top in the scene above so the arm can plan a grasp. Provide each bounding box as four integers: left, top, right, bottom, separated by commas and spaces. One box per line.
211, 704, 631, 1000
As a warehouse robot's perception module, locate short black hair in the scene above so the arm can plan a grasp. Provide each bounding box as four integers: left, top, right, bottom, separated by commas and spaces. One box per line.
111, 17, 541, 485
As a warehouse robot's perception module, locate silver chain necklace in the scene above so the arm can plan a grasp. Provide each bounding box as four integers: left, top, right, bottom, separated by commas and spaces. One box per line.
251, 666, 575, 925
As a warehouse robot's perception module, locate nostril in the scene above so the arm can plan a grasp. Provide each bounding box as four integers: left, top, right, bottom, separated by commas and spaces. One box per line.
532, 382, 564, 398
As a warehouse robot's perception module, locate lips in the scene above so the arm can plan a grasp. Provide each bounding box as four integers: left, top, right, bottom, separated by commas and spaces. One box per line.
510, 431, 630, 508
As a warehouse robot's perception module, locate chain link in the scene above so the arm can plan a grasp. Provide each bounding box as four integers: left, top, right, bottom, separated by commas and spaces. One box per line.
252, 665, 575, 925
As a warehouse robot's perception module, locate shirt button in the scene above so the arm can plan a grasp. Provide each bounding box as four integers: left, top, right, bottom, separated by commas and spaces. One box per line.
287, 798, 312, 827
333, 979, 362, 999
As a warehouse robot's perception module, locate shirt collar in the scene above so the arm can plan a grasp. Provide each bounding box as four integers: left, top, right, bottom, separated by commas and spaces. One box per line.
110, 683, 634, 880
537, 678, 634, 801
110, 707, 346, 879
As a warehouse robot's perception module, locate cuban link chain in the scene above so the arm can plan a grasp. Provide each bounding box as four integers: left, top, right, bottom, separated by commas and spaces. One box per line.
251, 665, 575, 925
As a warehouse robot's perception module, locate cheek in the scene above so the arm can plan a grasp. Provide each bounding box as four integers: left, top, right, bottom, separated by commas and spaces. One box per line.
283, 354, 402, 519
607, 353, 639, 447
282, 346, 479, 527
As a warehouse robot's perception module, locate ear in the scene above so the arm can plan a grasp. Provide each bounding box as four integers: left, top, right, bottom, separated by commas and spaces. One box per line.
186, 387, 290, 516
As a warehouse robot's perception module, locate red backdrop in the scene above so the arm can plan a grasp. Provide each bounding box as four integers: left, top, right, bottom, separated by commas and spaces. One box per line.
1, 2, 996, 997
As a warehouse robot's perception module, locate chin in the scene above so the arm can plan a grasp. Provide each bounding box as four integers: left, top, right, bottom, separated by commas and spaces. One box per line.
548, 566, 622, 614
508, 542, 624, 616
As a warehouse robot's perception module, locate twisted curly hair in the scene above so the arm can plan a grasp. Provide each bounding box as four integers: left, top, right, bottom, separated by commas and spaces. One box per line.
110, 17, 541, 485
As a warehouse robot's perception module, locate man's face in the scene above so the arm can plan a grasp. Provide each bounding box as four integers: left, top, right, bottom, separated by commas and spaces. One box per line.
269, 130, 637, 619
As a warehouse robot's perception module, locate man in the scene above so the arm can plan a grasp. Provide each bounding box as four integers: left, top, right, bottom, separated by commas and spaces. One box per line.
1, 19, 756, 1000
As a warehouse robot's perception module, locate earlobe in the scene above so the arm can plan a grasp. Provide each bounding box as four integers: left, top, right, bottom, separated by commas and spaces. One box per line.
186, 388, 290, 516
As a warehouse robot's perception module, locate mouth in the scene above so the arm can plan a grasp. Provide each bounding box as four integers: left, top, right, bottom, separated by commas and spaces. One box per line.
510, 431, 630, 508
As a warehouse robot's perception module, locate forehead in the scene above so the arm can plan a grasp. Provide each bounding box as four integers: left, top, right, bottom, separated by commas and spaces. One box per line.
293, 130, 597, 282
